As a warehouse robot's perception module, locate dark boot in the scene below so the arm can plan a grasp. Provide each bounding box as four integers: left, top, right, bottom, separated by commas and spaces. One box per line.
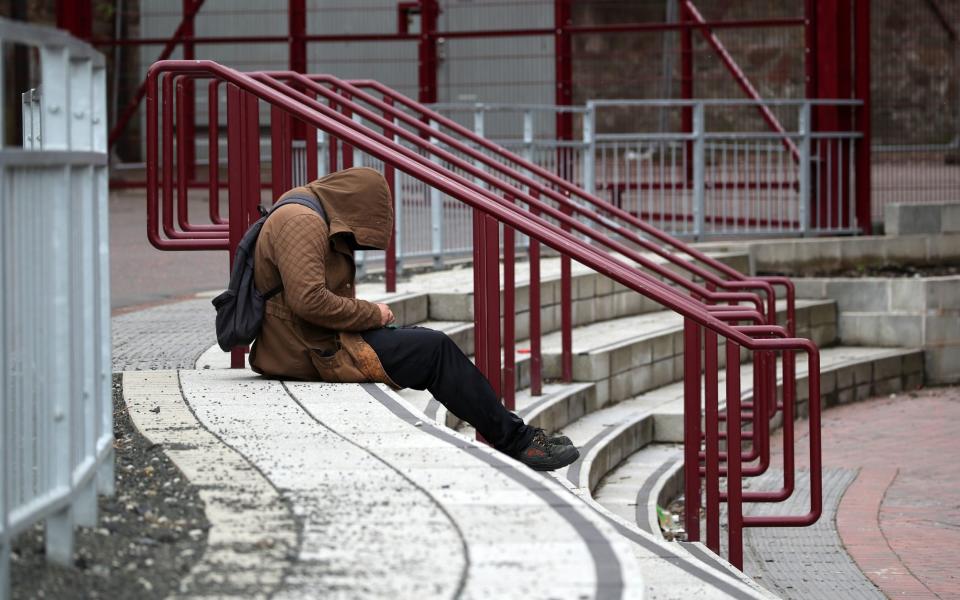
512, 429, 580, 471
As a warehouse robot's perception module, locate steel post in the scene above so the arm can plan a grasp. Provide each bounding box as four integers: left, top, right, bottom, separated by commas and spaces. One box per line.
726, 342, 743, 569
798, 103, 811, 236
383, 96, 398, 292
680, 2, 694, 186
226, 85, 247, 368
56, 0, 93, 39
430, 118, 444, 267
853, 0, 872, 234
582, 103, 595, 197
683, 318, 701, 541
529, 198, 543, 396
692, 102, 705, 240
703, 328, 720, 552
503, 197, 516, 410
560, 202, 573, 382
417, 0, 438, 104
289, 0, 307, 141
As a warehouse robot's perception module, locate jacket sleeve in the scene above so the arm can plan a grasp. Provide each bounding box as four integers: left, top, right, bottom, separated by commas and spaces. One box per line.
271, 213, 382, 331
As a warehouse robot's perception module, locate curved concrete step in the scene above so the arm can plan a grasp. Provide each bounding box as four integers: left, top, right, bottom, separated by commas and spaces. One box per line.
402, 298, 836, 438
557, 345, 923, 494
129, 369, 648, 599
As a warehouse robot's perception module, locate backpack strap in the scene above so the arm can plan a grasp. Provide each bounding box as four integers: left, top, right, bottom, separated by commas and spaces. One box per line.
269, 195, 328, 224
260, 194, 329, 300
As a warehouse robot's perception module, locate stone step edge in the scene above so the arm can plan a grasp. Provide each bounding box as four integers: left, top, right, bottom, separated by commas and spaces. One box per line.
427, 298, 838, 433
121, 370, 298, 598
548, 470, 778, 600
581, 347, 924, 535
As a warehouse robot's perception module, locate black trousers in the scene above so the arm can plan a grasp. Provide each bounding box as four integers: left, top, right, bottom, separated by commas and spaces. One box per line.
361, 326, 534, 456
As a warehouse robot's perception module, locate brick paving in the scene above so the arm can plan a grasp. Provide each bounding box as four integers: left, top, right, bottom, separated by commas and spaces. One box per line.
769, 387, 960, 599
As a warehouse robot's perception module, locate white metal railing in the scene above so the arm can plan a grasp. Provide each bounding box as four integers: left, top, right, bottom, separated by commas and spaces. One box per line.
306, 98, 862, 271
1, 19, 113, 599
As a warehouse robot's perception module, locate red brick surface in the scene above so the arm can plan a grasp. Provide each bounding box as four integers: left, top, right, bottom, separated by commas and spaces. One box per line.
770, 387, 960, 599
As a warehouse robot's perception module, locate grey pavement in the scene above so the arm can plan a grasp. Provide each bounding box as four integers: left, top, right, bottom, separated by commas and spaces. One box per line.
740, 469, 884, 600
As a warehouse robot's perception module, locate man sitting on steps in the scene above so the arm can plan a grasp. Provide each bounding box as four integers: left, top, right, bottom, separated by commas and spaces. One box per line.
249, 166, 580, 471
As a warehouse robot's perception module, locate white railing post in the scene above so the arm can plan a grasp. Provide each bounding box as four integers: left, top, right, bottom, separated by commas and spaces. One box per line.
520, 109, 534, 249
693, 102, 706, 241
2, 20, 113, 592
69, 53, 100, 530
38, 42, 76, 566
798, 102, 811, 237
582, 101, 596, 197
21, 90, 32, 148
0, 157, 8, 598
91, 61, 114, 498
429, 118, 444, 268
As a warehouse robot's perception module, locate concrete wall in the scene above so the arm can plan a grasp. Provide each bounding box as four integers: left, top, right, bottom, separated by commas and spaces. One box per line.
794, 276, 960, 384
884, 203, 960, 236
694, 233, 960, 275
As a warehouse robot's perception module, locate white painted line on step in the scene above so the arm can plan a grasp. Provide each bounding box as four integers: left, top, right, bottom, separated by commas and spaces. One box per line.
122, 371, 298, 598
179, 369, 467, 600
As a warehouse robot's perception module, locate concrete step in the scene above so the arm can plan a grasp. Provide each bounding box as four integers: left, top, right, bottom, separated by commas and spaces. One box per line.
402, 298, 837, 435
593, 443, 684, 536
358, 250, 751, 332
556, 345, 923, 493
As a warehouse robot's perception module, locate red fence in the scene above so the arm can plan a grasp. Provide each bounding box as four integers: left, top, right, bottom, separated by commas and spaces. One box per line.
145, 59, 822, 569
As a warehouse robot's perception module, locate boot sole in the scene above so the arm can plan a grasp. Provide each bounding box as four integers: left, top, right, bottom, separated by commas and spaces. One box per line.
524, 448, 580, 472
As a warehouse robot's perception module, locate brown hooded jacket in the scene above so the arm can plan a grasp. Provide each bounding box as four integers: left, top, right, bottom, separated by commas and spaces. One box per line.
249, 167, 397, 385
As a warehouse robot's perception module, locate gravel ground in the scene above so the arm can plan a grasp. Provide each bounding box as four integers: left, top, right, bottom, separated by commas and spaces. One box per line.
10, 375, 209, 599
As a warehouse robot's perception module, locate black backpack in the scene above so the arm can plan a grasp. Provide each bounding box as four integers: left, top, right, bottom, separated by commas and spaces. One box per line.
212, 196, 328, 352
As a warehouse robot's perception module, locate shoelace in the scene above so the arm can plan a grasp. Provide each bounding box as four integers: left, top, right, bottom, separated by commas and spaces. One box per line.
531, 428, 550, 447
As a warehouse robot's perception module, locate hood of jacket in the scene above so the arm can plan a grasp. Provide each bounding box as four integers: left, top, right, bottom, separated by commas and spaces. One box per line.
304, 167, 394, 251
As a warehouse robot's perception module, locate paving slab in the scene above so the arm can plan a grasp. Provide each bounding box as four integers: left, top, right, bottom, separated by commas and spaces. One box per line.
146, 368, 652, 599
123, 371, 298, 598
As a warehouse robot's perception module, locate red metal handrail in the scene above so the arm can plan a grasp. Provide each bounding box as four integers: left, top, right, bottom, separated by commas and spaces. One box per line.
144, 60, 821, 570
333, 77, 797, 339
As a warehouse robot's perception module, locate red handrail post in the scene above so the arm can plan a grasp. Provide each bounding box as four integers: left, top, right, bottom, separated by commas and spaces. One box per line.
244, 91, 263, 223
726, 341, 744, 569
305, 101, 319, 182
383, 96, 398, 292
703, 328, 720, 552
503, 202, 517, 410
484, 214, 502, 399
560, 202, 573, 382
226, 84, 247, 369
271, 105, 292, 199
176, 78, 191, 230
340, 92, 354, 168
529, 200, 543, 396
328, 96, 339, 173
472, 209, 487, 380
208, 80, 225, 224
683, 318, 701, 541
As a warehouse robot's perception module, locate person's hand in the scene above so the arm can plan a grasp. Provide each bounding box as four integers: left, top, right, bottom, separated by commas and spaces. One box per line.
377, 303, 395, 327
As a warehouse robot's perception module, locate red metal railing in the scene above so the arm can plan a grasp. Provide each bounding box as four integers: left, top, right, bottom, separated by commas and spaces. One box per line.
145, 60, 821, 569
